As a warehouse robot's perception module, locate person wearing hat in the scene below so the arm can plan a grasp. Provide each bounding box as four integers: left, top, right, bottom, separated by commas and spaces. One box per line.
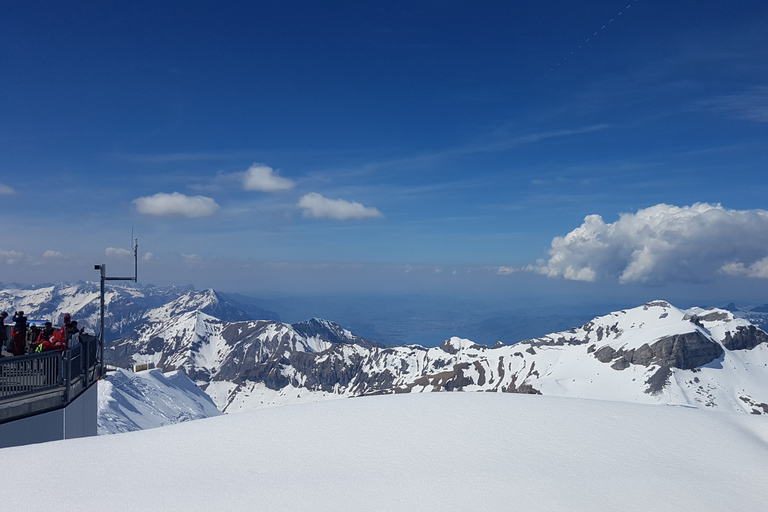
37, 321, 55, 343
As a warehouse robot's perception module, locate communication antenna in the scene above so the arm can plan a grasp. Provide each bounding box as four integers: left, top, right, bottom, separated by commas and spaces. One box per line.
94, 236, 139, 377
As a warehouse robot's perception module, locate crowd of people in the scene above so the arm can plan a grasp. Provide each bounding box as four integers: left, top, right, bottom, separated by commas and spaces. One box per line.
0, 311, 85, 357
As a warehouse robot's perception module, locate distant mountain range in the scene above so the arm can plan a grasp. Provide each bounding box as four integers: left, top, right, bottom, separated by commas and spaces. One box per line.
0, 282, 279, 341
3, 283, 767, 417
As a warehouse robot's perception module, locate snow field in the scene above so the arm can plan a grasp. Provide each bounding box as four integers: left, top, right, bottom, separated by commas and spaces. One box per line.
4, 392, 768, 511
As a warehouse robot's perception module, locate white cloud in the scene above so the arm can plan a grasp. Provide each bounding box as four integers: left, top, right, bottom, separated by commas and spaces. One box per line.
720, 256, 768, 279
43, 250, 63, 259
0, 250, 24, 264
106, 247, 132, 258
143, 252, 159, 262
0, 185, 15, 195
298, 193, 383, 220
243, 164, 295, 192
541, 203, 768, 283
133, 192, 220, 218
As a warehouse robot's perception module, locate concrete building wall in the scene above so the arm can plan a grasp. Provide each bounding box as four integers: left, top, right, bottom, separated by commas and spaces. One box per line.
0, 384, 98, 449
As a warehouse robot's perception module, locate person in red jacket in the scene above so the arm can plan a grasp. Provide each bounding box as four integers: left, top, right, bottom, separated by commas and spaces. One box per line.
11, 311, 27, 356
41, 327, 67, 352
33, 321, 56, 353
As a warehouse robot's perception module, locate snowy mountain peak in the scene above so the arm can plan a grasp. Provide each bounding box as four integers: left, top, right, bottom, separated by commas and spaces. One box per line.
439, 336, 482, 354
291, 317, 382, 348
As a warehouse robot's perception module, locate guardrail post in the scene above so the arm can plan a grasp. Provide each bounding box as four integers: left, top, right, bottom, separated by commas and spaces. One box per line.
63, 350, 71, 404
84, 336, 89, 383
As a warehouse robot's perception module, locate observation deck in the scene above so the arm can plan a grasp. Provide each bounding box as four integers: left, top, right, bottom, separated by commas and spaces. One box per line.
0, 334, 102, 448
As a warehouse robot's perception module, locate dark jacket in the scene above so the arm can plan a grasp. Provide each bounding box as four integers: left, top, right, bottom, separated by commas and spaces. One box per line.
13, 313, 27, 334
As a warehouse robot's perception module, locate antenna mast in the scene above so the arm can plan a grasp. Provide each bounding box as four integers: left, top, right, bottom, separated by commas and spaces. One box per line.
94, 236, 139, 377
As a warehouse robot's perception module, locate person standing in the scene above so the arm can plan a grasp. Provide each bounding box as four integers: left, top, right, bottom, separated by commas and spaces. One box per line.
0, 311, 8, 356
12, 311, 27, 356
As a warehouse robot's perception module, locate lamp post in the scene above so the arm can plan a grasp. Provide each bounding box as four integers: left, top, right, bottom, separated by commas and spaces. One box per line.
94, 238, 138, 377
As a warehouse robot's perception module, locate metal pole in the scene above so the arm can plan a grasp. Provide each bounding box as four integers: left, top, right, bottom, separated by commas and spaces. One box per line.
94, 239, 138, 377
99, 264, 106, 377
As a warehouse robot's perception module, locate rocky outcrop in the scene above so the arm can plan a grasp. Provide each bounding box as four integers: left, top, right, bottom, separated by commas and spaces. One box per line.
593, 331, 723, 371
722, 325, 768, 351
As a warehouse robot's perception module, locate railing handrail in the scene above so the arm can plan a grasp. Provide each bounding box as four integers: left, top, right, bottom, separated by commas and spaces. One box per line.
0, 334, 102, 423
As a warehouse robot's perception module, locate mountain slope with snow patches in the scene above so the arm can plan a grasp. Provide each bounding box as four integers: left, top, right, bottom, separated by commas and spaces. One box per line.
104, 299, 768, 415
4, 282, 765, 416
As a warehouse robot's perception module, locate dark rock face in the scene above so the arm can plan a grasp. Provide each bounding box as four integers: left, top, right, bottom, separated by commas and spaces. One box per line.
594, 346, 615, 363
439, 339, 460, 354
722, 326, 768, 351
647, 332, 724, 370
644, 300, 672, 309
611, 359, 630, 371
593, 331, 723, 371
502, 372, 542, 395
739, 395, 768, 414
287, 345, 376, 393
407, 363, 473, 392
645, 366, 672, 395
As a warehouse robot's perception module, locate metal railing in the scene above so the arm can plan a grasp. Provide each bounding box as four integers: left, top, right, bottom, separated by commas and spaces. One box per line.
0, 333, 102, 423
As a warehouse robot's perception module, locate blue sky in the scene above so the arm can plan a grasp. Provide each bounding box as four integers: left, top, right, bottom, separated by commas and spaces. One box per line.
2, 1, 768, 306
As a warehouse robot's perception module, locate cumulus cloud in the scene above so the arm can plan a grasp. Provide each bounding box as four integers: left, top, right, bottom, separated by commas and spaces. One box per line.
243, 164, 295, 192
297, 193, 384, 220
143, 252, 159, 262
43, 250, 63, 259
106, 247, 133, 257
541, 203, 768, 284
0, 250, 24, 264
720, 256, 768, 279
0, 185, 15, 195
133, 192, 220, 218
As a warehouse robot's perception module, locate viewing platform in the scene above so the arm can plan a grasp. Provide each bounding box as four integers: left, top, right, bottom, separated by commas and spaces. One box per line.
0, 334, 102, 448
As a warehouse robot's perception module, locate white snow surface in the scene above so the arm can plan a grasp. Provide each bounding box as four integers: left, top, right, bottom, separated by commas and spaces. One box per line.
4, 392, 768, 511
98, 368, 222, 434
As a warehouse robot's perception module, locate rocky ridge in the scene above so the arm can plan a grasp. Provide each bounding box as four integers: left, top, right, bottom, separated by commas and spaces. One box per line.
105, 299, 768, 415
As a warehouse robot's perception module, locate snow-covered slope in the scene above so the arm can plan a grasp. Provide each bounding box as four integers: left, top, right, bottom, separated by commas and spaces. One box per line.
104, 299, 768, 416
3, 392, 768, 512
98, 368, 222, 434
